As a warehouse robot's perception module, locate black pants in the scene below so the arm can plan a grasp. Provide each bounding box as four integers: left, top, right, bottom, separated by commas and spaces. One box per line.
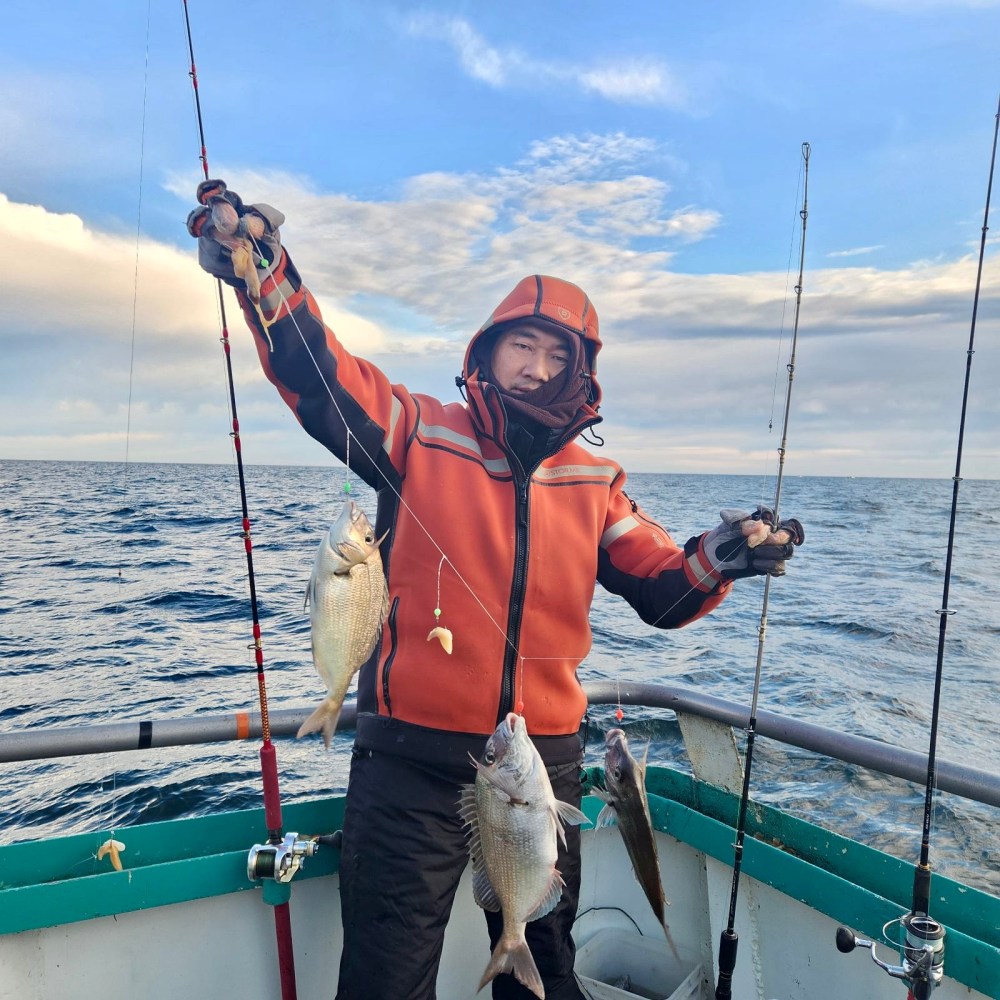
334, 747, 584, 1000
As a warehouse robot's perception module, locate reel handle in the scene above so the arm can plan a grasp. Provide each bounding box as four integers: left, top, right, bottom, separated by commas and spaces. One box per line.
835, 926, 866, 953
835, 926, 907, 980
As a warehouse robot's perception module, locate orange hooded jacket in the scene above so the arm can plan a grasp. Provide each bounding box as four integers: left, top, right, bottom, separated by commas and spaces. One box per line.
237, 255, 731, 761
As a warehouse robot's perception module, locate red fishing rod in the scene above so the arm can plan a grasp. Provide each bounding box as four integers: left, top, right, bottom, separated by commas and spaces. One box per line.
836, 91, 1000, 999
181, 4, 308, 996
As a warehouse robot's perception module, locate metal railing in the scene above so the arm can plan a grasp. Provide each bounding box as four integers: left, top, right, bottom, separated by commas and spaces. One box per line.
2, 680, 997, 809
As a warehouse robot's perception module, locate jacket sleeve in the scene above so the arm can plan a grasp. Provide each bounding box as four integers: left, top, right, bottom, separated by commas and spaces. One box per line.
597, 476, 732, 629
233, 248, 411, 491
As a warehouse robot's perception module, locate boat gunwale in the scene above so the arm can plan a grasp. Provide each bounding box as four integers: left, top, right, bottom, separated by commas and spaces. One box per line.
2, 766, 997, 996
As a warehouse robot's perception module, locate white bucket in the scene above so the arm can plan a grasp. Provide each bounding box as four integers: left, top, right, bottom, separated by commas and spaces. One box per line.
574, 927, 702, 999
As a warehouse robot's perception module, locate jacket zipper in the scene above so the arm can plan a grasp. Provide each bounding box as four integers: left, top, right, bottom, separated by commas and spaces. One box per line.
381, 597, 400, 715
493, 412, 603, 724
497, 473, 531, 723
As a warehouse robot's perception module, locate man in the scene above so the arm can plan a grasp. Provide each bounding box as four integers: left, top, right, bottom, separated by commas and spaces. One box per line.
189, 182, 803, 1000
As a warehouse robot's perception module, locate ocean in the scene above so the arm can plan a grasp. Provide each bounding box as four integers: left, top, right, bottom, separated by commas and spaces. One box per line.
1, 460, 998, 894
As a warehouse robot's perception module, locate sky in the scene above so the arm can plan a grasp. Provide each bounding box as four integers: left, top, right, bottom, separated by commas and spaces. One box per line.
2, 0, 999, 479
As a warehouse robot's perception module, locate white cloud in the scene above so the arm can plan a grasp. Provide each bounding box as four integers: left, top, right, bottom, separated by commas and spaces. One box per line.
0, 194, 216, 342
579, 61, 687, 106
6, 125, 1000, 476
402, 14, 690, 108
184, 133, 719, 338
827, 245, 885, 258
407, 13, 510, 86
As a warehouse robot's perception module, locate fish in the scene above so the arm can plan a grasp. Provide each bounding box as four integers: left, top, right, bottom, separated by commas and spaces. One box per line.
595, 728, 679, 958
208, 196, 265, 300
296, 499, 389, 748
207, 194, 272, 333
459, 712, 589, 999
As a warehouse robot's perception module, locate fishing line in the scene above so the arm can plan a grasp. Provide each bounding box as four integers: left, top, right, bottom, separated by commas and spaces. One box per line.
714, 141, 810, 1000
247, 249, 776, 641
180, 5, 298, 998
758, 155, 807, 510
235, 148, 797, 704
766, 159, 806, 434
96, 0, 154, 867
236, 232, 529, 658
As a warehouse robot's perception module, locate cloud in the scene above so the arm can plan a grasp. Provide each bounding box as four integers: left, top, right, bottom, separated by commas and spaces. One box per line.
180, 133, 721, 338
579, 61, 687, 106
0, 194, 215, 342
6, 125, 1000, 476
401, 14, 690, 108
827, 245, 885, 258
405, 13, 510, 86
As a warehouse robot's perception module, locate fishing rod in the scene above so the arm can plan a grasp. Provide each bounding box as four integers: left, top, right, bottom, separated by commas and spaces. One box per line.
180, 4, 308, 997
714, 141, 810, 1000
836, 91, 1000, 1000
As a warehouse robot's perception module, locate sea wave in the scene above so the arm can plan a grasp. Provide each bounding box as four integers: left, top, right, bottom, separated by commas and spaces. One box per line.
1, 461, 997, 893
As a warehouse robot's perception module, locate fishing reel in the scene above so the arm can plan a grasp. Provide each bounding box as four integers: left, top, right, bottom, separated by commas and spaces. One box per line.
836, 914, 945, 999
247, 832, 319, 884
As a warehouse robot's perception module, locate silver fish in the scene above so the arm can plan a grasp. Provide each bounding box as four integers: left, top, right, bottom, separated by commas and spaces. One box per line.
596, 728, 679, 957
296, 499, 388, 748
460, 712, 589, 999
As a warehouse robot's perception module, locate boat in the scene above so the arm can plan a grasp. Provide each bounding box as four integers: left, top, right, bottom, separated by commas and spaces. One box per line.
1, 680, 996, 1000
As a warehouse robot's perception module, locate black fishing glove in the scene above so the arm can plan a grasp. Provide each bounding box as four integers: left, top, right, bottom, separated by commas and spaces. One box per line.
699, 506, 804, 580
186, 179, 284, 288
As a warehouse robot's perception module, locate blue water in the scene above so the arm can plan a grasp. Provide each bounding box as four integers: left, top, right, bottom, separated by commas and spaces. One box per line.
1, 460, 998, 893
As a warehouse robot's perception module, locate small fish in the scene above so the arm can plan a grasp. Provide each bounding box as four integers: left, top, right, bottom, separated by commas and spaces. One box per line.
459, 712, 589, 999
596, 728, 679, 958
297, 500, 388, 748
209, 195, 268, 314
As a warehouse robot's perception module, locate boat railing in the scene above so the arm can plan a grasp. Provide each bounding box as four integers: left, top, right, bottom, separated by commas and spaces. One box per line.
2, 680, 997, 809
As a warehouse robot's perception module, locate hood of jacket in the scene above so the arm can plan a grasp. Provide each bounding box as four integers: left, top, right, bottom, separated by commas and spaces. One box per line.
461, 275, 604, 452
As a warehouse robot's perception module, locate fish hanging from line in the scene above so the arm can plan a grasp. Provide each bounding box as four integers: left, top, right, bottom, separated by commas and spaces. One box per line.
459, 712, 589, 999
595, 727, 680, 959
204, 189, 273, 332
297, 500, 389, 748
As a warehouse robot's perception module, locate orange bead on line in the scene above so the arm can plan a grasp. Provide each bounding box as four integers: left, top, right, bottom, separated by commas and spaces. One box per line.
615, 707, 624, 721
515, 700, 524, 715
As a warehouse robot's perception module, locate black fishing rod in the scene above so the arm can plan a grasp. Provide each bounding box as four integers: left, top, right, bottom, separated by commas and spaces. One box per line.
714, 141, 810, 1000
180, 4, 306, 998
836, 92, 1000, 1000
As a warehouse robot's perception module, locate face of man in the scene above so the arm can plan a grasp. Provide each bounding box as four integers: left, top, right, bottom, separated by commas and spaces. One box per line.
489, 323, 573, 394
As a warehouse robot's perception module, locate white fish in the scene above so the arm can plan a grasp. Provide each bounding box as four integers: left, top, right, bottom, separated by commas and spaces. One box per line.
460, 712, 589, 999
297, 500, 388, 748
